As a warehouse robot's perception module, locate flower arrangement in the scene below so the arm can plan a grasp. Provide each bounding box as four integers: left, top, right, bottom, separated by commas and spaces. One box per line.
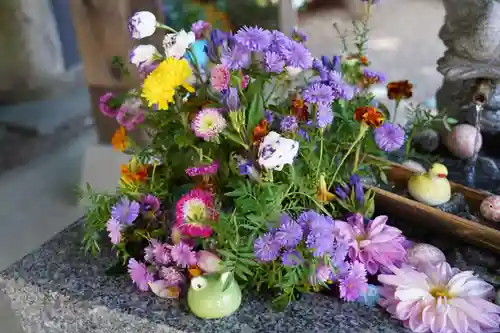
81, 2, 500, 331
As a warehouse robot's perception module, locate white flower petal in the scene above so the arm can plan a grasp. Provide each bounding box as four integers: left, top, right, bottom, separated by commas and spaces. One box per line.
128, 11, 157, 39
130, 44, 158, 68
395, 288, 432, 302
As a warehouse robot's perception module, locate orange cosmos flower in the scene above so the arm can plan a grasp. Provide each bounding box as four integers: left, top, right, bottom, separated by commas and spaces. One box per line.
111, 126, 128, 152
354, 106, 384, 128
252, 119, 269, 143
291, 97, 309, 121
346, 54, 369, 66
120, 163, 149, 184
188, 266, 202, 278
387, 80, 413, 100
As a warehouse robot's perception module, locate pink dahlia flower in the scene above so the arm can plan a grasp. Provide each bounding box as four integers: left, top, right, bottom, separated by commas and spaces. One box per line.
335, 214, 407, 275
175, 188, 218, 238
378, 262, 500, 333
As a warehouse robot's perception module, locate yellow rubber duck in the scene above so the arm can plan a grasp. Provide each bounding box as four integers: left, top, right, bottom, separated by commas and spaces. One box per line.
407, 163, 451, 206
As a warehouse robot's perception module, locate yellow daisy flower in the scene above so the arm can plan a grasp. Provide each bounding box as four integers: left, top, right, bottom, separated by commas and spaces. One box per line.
141, 57, 194, 110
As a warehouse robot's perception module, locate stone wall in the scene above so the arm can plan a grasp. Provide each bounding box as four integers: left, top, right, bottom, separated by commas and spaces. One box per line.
0, 0, 66, 104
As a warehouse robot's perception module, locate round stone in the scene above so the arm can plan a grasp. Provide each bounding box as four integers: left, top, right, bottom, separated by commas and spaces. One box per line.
407, 243, 447, 267
401, 160, 426, 173
444, 124, 482, 159
480, 195, 500, 222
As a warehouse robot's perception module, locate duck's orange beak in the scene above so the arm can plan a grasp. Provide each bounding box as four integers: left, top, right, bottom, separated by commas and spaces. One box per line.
438, 173, 446, 178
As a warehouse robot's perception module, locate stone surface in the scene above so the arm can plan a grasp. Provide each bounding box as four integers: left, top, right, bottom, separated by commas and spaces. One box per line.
0, 222, 413, 333
436, 192, 468, 215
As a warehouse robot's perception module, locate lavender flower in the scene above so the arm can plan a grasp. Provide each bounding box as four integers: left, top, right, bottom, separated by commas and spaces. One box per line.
321, 55, 340, 71
374, 123, 405, 152
339, 261, 368, 301
275, 215, 303, 248
191, 20, 211, 40
144, 239, 161, 263
335, 186, 349, 200
349, 174, 361, 186
224, 87, 240, 111
303, 83, 334, 106
204, 43, 219, 64
296, 210, 321, 231
363, 68, 385, 85
128, 259, 153, 291
354, 180, 365, 203
280, 115, 298, 132
106, 218, 123, 245
297, 128, 310, 141
264, 51, 285, 73
111, 198, 140, 225
281, 249, 303, 266
170, 242, 197, 268
254, 232, 281, 262
316, 103, 334, 128
306, 214, 336, 257
268, 30, 293, 55
282, 41, 313, 69
264, 110, 274, 123
314, 264, 332, 283
160, 267, 185, 286
234, 26, 272, 52
141, 194, 160, 213
210, 29, 230, 47
221, 45, 251, 70
292, 27, 307, 43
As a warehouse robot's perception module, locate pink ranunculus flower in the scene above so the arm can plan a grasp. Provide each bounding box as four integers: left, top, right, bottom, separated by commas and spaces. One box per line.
210, 65, 230, 92
378, 262, 500, 333
334, 214, 407, 275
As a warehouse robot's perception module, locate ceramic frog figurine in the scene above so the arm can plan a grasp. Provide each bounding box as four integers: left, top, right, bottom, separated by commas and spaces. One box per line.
187, 272, 242, 319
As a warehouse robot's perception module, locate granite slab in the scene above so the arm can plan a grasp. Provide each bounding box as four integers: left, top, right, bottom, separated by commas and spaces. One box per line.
0, 221, 413, 333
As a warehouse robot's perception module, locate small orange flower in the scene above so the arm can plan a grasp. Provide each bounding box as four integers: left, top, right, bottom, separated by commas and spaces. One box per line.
120, 163, 149, 184
252, 119, 269, 143
387, 80, 413, 100
111, 126, 128, 152
317, 175, 336, 203
291, 97, 309, 121
354, 106, 384, 128
188, 266, 202, 278
346, 54, 369, 66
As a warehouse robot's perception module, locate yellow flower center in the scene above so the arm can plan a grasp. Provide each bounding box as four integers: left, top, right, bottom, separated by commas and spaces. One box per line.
186, 200, 206, 222
429, 286, 453, 299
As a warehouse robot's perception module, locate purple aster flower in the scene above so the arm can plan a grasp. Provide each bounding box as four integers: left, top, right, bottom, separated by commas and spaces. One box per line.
297, 128, 310, 141
106, 218, 123, 245
296, 210, 321, 231
264, 51, 285, 73
170, 242, 197, 268
221, 45, 251, 70
264, 110, 274, 123
373, 123, 405, 152
303, 83, 334, 106
234, 26, 272, 52
363, 68, 385, 85
335, 186, 349, 200
160, 267, 185, 286
281, 249, 303, 266
253, 232, 281, 262
127, 259, 153, 291
280, 115, 298, 132
339, 261, 368, 301
282, 41, 313, 69
191, 20, 211, 40
316, 103, 334, 128
268, 30, 293, 55
275, 215, 303, 248
223, 87, 240, 111
291, 27, 307, 43
141, 194, 160, 213
144, 239, 161, 263
111, 198, 140, 225
144, 239, 171, 265
307, 231, 336, 257
313, 263, 332, 284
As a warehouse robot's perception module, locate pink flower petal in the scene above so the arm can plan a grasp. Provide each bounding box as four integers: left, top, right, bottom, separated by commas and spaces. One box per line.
366, 215, 388, 238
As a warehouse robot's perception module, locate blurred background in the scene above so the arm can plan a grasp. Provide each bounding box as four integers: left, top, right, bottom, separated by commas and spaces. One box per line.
0, 0, 444, 271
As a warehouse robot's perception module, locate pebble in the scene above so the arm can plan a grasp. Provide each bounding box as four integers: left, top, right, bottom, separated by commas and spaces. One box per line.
444, 124, 482, 159
407, 243, 446, 267
478, 156, 500, 178
436, 192, 468, 215
413, 129, 440, 152
401, 160, 426, 173
480, 195, 500, 222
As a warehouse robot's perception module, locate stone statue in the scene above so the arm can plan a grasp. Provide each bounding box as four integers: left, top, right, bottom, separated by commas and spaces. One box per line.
436, 0, 500, 135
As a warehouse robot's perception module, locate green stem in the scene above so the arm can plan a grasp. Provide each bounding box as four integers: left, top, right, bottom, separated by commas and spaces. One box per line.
392, 99, 401, 123
329, 125, 367, 188
283, 192, 330, 216
352, 138, 362, 173
315, 132, 324, 179
156, 23, 177, 33
405, 126, 417, 159
264, 79, 280, 105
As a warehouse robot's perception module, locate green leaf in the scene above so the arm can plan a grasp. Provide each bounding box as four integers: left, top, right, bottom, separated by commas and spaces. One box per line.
246, 77, 265, 137
446, 117, 458, 125
378, 168, 388, 184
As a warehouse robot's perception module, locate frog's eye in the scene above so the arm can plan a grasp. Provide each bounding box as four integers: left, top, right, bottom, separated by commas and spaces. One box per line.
191, 276, 207, 291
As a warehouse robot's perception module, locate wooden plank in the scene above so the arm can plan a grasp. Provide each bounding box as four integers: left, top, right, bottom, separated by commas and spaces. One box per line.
370, 161, 500, 253
278, 0, 298, 35
69, 0, 163, 143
